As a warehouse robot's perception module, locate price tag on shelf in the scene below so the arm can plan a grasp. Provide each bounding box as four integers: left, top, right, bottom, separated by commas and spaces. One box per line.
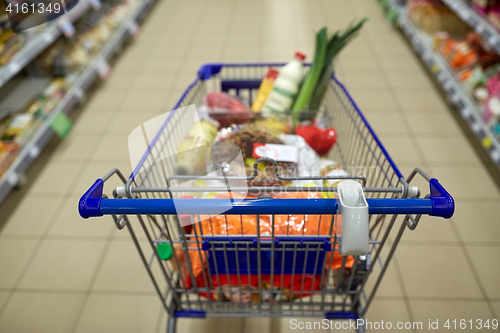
431, 63, 440, 73
96, 59, 111, 79
475, 25, 484, 34
29, 146, 41, 159
385, 8, 397, 22
127, 21, 140, 36
75, 87, 85, 101
58, 17, 75, 38
44, 32, 55, 43
460, 108, 471, 118
422, 52, 431, 62
411, 35, 419, 47
450, 93, 459, 104
491, 149, 500, 163
471, 122, 481, 133
8, 173, 19, 187
488, 36, 497, 47
436, 72, 446, 83
443, 80, 452, 91
51, 113, 73, 138
482, 137, 493, 149
7, 62, 21, 76
458, 6, 469, 20
89, 0, 101, 10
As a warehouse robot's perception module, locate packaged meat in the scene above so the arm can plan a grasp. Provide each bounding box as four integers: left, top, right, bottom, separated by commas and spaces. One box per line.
202, 92, 254, 127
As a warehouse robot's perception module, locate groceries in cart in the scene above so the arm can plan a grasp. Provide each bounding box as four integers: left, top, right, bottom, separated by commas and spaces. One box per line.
201, 92, 254, 128
251, 68, 279, 112
261, 52, 305, 116
168, 21, 371, 304
175, 119, 218, 176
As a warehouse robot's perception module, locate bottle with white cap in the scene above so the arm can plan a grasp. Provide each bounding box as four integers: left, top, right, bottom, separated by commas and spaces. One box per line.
262, 52, 306, 117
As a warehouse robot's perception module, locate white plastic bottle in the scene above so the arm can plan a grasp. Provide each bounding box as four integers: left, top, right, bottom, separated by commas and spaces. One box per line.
262, 52, 305, 116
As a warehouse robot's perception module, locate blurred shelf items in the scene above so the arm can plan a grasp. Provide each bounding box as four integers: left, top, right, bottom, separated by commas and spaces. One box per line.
381, 0, 500, 170
0, 0, 152, 204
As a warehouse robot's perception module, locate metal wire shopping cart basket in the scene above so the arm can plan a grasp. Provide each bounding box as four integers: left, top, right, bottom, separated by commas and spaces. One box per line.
79, 63, 454, 333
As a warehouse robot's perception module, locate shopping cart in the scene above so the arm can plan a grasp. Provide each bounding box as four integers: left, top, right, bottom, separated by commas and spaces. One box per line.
79, 63, 454, 333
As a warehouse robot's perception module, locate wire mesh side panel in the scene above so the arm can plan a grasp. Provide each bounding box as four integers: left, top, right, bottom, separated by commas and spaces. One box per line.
118, 66, 412, 318
324, 78, 412, 316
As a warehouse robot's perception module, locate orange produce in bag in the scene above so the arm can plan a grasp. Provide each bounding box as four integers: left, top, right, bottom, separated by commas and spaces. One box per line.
171, 191, 354, 299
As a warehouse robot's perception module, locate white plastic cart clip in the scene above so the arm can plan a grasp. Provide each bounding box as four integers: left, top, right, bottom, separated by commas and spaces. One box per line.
337, 180, 369, 256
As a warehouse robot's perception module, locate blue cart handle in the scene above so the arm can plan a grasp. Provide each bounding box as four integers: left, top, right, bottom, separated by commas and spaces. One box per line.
79, 178, 454, 219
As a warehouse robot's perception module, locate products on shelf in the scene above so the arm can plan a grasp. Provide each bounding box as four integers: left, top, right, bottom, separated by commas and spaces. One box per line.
409, 0, 470, 36
0, 141, 18, 177
0, 29, 25, 66
433, 32, 500, 138
34, 0, 132, 76
487, 5, 500, 30
471, 0, 497, 16
0, 78, 66, 146
467, 0, 500, 32
0, 0, 138, 178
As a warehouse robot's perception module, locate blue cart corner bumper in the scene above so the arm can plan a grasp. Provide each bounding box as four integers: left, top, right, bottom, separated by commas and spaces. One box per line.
79, 179, 104, 219
197, 63, 223, 80
429, 178, 455, 219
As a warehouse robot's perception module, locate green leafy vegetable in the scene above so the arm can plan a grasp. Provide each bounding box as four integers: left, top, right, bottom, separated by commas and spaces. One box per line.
291, 27, 328, 130
291, 18, 368, 130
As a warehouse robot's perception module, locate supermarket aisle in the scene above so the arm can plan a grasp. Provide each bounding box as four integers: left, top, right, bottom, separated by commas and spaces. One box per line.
0, 0, 499, 332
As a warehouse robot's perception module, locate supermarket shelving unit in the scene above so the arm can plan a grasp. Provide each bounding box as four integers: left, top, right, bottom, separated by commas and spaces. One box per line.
0, 0, 90, 89
442, 0, 500, 54
384, 0, 500, 170
0, 0, 154, 204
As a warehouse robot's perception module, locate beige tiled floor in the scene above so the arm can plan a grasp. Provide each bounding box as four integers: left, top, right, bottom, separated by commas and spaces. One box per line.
0, 0, 499, 332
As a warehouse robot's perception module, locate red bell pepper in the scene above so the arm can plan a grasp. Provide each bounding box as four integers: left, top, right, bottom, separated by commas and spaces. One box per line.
295, 125, 337, 156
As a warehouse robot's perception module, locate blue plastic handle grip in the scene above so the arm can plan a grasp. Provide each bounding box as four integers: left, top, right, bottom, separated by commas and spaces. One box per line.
93, 198, 433, 217
79, 179, 454, 219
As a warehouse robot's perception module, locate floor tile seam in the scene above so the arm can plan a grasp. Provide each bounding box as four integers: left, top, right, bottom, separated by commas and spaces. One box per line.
69, 226, 116, 333
116, 1, 183, 104
388, 254, 417, 333
449, 219, 500, 319
351, 10, 419, 329
0, 158, 90, 316
157, 0, 226, 107
359, 39, 432, 170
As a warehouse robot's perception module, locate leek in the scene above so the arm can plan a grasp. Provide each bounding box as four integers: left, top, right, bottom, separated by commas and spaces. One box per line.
291, 27, 328, 130
291, 19, 368, 128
